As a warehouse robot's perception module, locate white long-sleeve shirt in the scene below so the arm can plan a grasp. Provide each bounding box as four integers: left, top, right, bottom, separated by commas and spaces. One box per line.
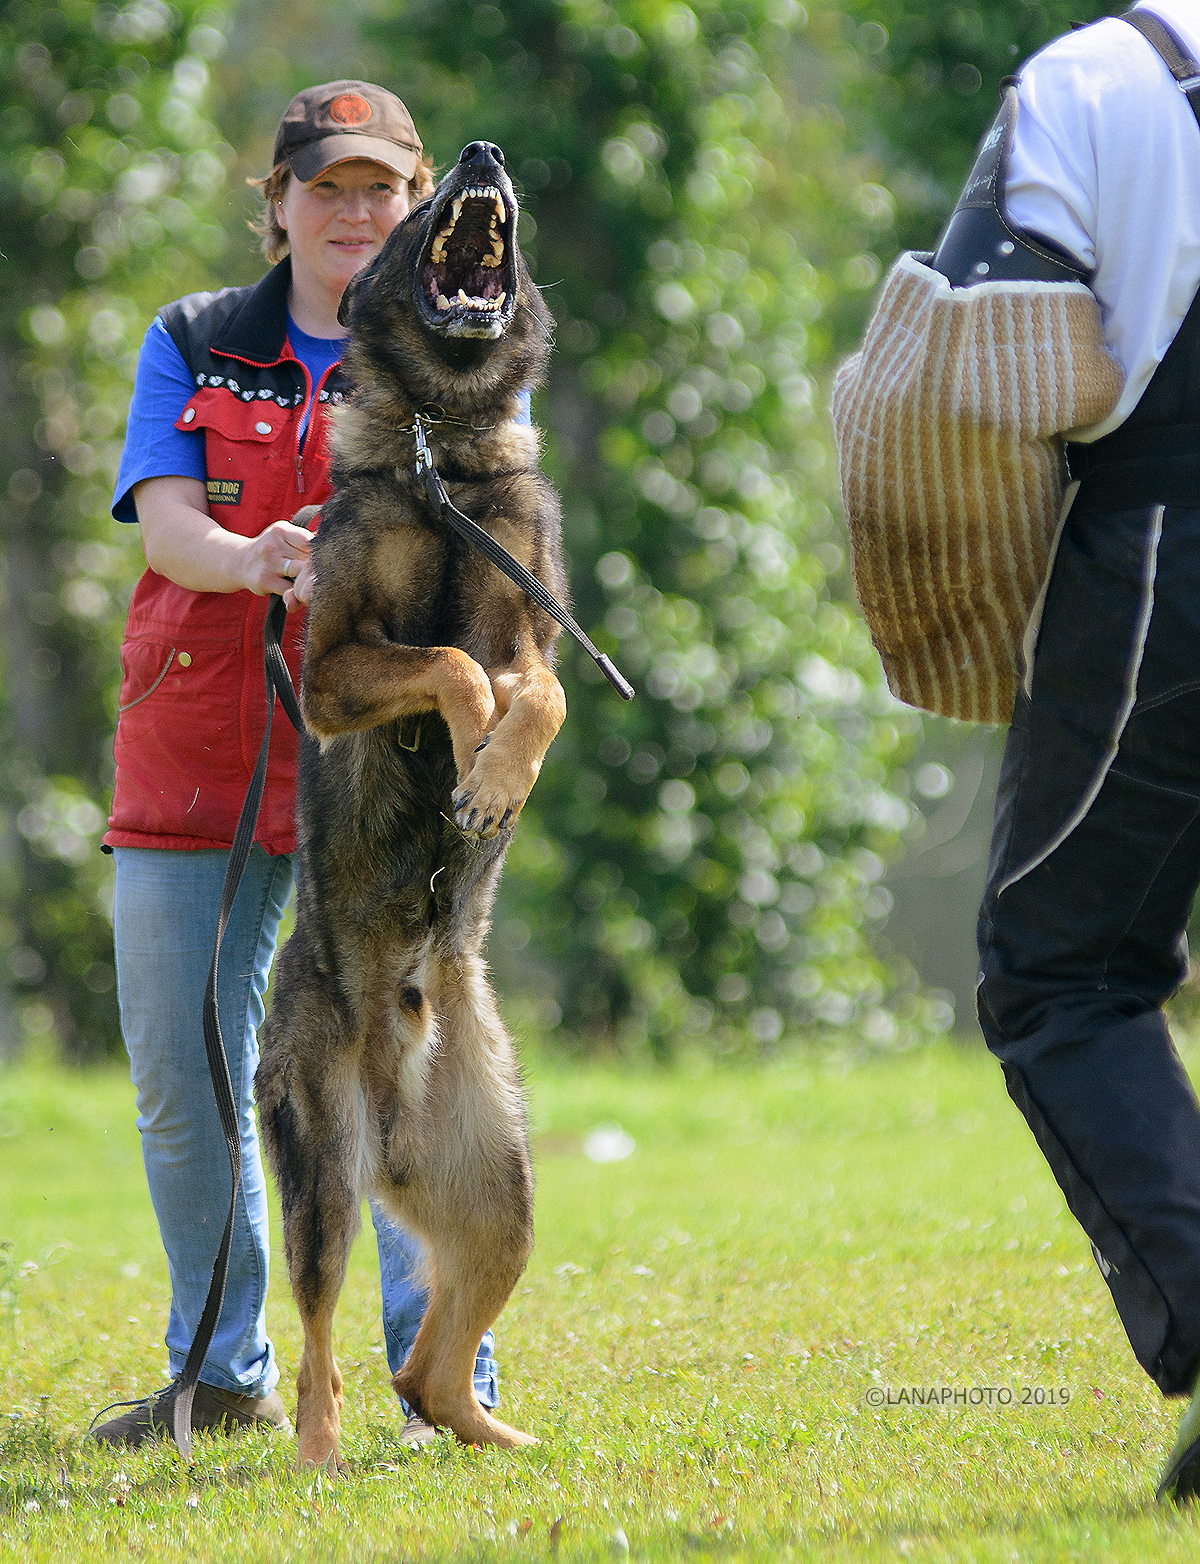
1006, 1, 1200, 439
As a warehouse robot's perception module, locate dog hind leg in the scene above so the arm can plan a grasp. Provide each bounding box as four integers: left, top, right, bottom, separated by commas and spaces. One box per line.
258, 1011, 365, 1471
388, 955, 536, 1448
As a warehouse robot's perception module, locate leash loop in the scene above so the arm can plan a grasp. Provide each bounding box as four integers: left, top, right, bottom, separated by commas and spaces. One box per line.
411, 414, 635, 701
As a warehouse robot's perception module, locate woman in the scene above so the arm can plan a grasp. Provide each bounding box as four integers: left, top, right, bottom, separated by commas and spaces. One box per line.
93, 82, 501, 1448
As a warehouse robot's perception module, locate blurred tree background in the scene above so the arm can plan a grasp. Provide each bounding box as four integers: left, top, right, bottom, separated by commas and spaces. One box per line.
0, 0, 234, 1060
0, 0, 1114, 1063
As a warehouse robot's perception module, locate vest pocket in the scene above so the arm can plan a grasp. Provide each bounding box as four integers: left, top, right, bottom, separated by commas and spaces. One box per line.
177, 388, 297, 539
117, 632, 240, 725
118, 642, 176, 713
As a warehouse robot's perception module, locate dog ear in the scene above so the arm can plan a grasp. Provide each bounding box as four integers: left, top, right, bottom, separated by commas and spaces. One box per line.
336, 275, 359, 328
337, 259, 377, 328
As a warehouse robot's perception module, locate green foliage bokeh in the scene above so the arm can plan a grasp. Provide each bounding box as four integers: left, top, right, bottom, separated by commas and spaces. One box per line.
357, 0, 959, 1056
832, 0, 1113, 253
0, 0, 233, 1060
1, 0, 1121, 1061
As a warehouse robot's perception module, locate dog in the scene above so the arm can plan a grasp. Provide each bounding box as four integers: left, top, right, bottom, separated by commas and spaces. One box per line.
255, 139, 565, 1468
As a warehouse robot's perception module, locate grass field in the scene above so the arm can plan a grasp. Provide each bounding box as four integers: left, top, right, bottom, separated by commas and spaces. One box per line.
2, 1038, 1200, 1561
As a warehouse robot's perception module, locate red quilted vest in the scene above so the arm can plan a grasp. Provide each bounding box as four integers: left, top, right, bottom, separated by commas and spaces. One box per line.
104, 263, 342, 854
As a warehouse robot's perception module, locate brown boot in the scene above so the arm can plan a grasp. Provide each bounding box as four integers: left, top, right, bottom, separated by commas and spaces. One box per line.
89, 1380, 292, 1449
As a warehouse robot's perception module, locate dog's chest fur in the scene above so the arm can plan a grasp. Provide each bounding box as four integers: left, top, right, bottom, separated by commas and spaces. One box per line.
291, 188, 563, 958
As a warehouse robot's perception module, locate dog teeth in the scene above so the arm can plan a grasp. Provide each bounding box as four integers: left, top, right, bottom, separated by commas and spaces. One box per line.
429, 187, 509, 276
457, 185, 508, 223
428, 189, 511, 315
439, 286, 504, 313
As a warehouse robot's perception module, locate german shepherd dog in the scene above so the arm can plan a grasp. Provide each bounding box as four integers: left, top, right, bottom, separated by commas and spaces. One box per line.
255, 141, 565, 1467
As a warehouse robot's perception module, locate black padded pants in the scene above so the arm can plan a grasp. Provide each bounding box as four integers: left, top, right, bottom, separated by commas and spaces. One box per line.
978, 498, 1200, 1396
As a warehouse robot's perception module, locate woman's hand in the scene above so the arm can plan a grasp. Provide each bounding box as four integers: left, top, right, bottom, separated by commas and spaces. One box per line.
133, 478, 320, 604
283, 550, 316, 613
242, 517, 315, 600
281, 502, 321, 611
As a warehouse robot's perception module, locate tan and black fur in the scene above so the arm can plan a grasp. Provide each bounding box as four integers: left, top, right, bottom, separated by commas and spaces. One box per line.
256, 142, 564, 1466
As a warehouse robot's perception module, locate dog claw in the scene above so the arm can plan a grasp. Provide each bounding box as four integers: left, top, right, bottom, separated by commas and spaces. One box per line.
451, 786, 524, 838
452, 800, 513, 841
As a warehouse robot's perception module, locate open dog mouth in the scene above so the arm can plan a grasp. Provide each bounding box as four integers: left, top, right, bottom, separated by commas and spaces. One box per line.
418, 183, 517, 331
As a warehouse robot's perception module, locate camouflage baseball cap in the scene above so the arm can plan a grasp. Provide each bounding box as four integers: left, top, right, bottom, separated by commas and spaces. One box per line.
274, 81, 422, 183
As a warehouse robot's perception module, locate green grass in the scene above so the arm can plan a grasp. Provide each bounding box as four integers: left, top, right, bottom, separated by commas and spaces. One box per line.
2, 1040, 1199, 1561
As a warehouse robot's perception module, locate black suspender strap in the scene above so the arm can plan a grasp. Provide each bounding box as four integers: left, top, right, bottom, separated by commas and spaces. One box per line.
172, 595, 302, 1458
1122, 8, 1200, 129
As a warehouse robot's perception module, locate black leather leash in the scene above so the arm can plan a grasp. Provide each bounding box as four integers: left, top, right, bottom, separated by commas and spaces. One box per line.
172, 593, 302, 1459
412, 413, 635, 701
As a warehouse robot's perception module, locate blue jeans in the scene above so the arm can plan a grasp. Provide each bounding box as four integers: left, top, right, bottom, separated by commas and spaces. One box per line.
112, 845, 497, 1406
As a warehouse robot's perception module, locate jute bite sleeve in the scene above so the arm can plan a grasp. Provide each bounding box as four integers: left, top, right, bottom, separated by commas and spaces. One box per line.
831, 252, 1123, 724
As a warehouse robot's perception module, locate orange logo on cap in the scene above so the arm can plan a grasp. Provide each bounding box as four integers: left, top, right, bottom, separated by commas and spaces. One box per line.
328, 93, 372, 126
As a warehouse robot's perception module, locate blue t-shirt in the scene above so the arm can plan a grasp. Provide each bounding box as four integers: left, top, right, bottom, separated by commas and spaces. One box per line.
112, 313, 532, 524
112, 315, 342, 524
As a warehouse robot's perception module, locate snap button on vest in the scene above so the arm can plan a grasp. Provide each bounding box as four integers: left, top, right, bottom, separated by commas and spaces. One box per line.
183, 407, 196, 423
255, 420, 272, 434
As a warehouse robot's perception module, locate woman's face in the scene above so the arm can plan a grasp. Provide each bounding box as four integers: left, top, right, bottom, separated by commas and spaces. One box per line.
278, 158, 411, 302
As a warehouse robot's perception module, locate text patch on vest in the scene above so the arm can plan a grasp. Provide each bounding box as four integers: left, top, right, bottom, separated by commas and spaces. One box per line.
206, 478, 243, 506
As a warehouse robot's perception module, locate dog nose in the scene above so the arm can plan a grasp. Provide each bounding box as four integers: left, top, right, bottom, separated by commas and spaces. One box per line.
459, 141, 505, 171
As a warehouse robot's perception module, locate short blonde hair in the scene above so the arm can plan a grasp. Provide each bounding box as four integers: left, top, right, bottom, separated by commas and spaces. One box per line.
247, 155, 437, 264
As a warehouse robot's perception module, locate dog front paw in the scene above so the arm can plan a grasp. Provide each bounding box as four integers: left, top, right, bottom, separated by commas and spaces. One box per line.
452, 755, 535, 840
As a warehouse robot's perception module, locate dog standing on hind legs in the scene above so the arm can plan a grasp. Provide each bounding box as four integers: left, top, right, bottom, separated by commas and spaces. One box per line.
256, 140, 565, 1467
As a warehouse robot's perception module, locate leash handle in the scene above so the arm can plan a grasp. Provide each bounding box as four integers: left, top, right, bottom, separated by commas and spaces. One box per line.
173, 596, 301, 1458
413, 419, 635, 701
